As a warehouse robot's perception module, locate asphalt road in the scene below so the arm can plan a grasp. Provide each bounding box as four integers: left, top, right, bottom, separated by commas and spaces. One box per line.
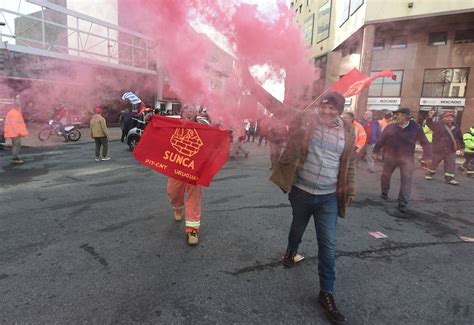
1, 140, 473, 324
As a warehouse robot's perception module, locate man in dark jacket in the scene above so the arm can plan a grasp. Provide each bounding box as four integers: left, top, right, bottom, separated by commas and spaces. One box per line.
425, 111, 464, 185
359, 111, 381, 172
373, 108, 431, 213
119, 109, 133, 142
270, 91, 355, 324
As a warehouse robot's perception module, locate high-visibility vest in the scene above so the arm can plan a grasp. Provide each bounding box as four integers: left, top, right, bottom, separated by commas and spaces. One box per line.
464, 127, 474, 154
422, 123, 433, 143
4, 108, 29, 138
353, 121, 367, 153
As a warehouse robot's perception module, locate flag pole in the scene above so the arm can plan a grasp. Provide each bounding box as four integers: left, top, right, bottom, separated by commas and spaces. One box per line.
302, 88, 329, 111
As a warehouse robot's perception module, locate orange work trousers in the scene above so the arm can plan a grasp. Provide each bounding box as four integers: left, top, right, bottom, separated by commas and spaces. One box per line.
167, 178, 203, 232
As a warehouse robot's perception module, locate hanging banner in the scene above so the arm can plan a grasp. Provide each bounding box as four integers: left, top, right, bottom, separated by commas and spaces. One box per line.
133, 115, 231, 186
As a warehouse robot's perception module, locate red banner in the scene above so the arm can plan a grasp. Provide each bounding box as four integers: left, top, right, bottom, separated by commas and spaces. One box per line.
330, 68, 396, 97
133, 115, 231, 186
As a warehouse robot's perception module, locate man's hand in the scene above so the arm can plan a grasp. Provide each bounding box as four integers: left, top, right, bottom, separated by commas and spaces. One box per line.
424, 159, 432, 166
346, 196, 354, 205
372, 154, 378, 161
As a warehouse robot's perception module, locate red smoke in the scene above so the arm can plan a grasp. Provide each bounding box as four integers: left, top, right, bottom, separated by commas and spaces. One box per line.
123, 0, 316, 129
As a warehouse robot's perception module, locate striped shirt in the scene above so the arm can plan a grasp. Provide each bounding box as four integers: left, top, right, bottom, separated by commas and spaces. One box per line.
294, 116, 345, 195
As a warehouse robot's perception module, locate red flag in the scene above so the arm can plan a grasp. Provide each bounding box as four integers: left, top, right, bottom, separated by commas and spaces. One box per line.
133, 115, 231, 186
329, 68, 367, 95
330, 68, 396, 97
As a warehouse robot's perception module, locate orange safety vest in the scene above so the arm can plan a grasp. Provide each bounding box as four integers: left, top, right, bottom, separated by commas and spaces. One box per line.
353, 120, 367, 153
4, 108, 29, 138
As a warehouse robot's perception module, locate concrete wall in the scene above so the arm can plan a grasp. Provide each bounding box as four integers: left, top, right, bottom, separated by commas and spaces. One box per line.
365, 0, 474, 23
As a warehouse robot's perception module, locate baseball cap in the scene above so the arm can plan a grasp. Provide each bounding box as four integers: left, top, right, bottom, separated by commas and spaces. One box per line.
320, 91, 345, 113
394, 108, 410, 116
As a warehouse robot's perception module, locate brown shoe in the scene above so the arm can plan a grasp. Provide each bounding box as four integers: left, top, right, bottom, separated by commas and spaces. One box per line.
318, 291, 347, 324
187, 231, 199, 246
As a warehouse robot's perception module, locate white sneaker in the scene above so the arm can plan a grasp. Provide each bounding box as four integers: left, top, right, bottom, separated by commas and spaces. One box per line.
101, 157, 111, 161
95, 157, 100, 162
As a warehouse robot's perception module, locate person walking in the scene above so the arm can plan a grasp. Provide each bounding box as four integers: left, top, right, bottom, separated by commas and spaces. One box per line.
266, 117, 288, 170
424, 111, 464, 185
379, 112, 393, 132
4, 105, 29, 164
230, 126, 249, 160
90, 107, 110, 161
119, 109, 133, 143
461, 125, 474, 177
372, 108, 431, 213
167, 105, 210, 246
270, 91, 356, 324
342, 111, 366, 154
359, 111, 381, 172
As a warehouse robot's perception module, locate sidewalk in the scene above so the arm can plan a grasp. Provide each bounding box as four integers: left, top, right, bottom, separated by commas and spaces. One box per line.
2, 124, 123, 148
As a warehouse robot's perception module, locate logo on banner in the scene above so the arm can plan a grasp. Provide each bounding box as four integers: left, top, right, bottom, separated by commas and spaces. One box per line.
164, 128, 204, 170
344, 81, 365, 97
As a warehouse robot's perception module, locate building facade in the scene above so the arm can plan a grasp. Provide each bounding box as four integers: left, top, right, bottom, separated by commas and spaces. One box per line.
292, 0, 474, 130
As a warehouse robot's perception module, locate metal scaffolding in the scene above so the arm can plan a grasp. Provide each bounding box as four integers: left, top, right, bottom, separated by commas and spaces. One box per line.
0, 0, 157, 75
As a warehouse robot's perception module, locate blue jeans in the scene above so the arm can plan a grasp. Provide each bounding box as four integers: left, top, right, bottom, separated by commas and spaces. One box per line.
288, 186, 339, 293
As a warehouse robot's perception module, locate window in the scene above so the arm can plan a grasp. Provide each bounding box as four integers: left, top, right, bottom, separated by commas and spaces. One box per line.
368, 70, 404, 97
422, 68, 469, 97
338, 0, 364, 27
373, 38, 384, 50
350, 0, 364, 15
454, 30, 474, 44
390, 36, 407, 48
349, 42, 358, 54
315, 55, 327, 65
428, 32, 447, 46
337, 0, 350, 27
316, 0, 331, 43
304, 14, 315, 46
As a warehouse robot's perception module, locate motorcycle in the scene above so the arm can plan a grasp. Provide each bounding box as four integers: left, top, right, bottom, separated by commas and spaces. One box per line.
38, 119, 81, 142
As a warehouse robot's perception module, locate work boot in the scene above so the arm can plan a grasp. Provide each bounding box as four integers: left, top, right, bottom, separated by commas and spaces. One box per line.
380, 192, 388, 200
318, 291, 347, 324
446, 178, 459, 186
174, 210, 183, 222
187, 231, 199, 246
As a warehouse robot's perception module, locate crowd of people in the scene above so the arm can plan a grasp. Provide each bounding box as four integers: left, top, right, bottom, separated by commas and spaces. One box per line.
3, 93, 474, 324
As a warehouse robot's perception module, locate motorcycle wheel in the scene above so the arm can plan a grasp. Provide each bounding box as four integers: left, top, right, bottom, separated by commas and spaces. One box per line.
127, 134, 140, 150
68, 129, 81, 142
38, 129, 51, 141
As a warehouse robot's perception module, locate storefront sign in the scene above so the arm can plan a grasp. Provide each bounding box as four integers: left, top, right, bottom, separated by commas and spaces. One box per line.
367, 97, 401, 105
420, 106, 464, 112
419, 98, 465, 106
